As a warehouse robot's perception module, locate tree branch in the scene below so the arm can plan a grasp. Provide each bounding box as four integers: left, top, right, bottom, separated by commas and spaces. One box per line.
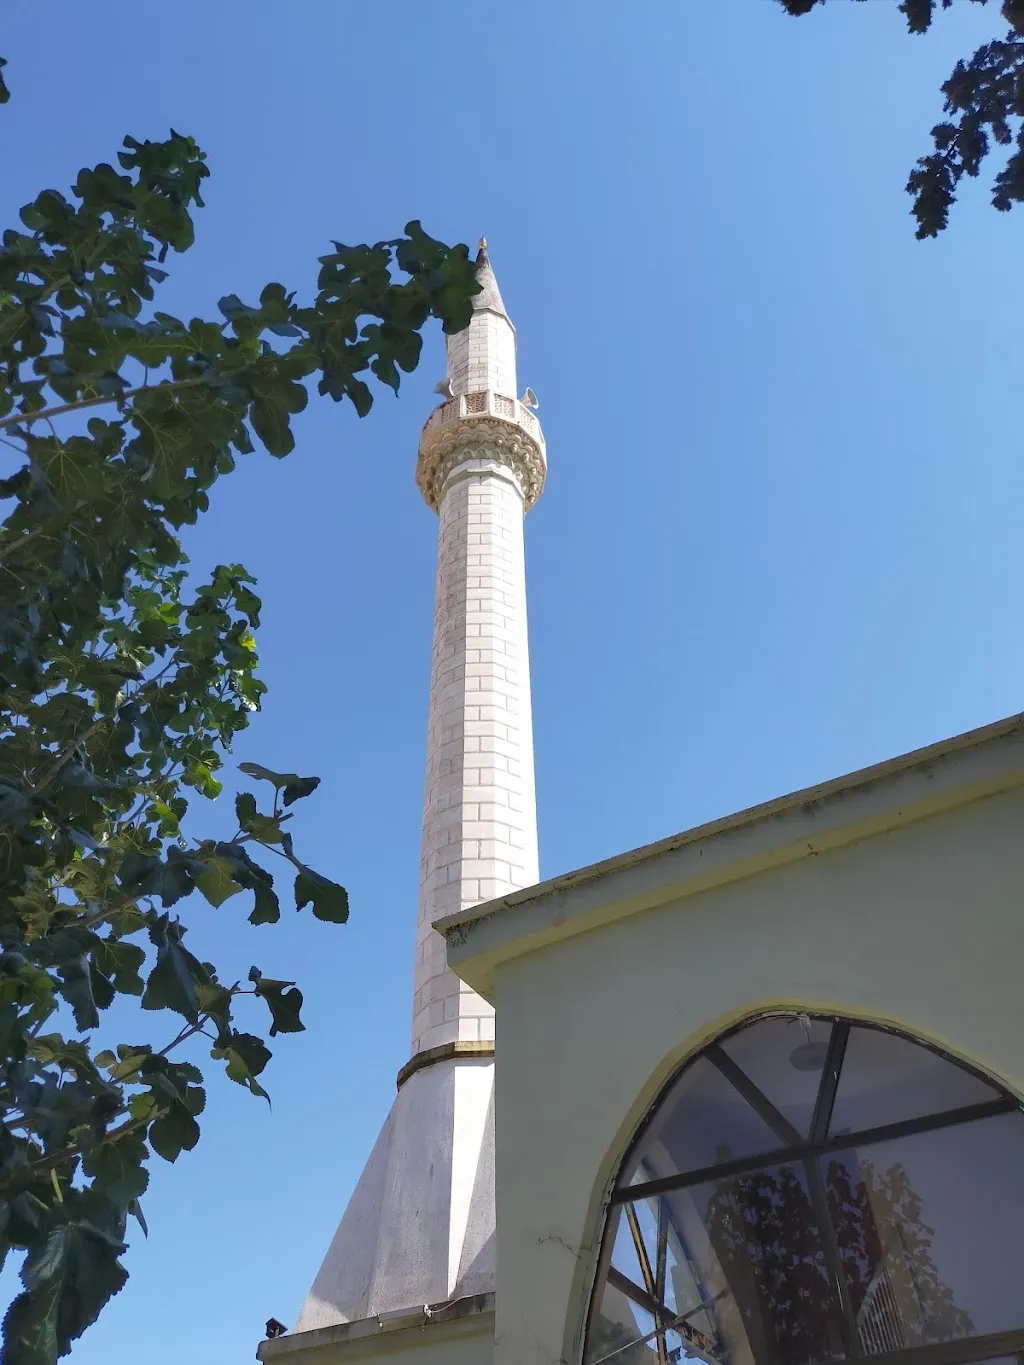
0, 1110, 163, 1190
0, 523, 53, 566
0, 376, 209, 433
28, 657, 177, 797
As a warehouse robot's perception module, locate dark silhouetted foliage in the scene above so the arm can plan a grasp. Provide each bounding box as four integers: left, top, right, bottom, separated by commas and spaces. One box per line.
777, 0, 1024, 236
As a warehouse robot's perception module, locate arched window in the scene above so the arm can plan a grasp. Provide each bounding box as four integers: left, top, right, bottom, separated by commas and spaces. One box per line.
584, 1015, 1024, 1365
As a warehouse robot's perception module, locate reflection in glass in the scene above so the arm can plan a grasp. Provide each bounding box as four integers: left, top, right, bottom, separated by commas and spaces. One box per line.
585, 1292, 657, 1364
826, 1113, 1024, 1346
698, 1161, 846, 1365
586, 1015, 1024, 1365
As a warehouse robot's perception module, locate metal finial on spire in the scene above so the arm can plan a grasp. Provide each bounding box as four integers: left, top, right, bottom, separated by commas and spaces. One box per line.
478, 236, 487, 252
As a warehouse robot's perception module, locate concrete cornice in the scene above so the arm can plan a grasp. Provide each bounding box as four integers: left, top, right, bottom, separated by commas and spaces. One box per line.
437, 713, 1024, 999
416, 405, 546, 511
395, 1040, 495, 1090
257, 1294, 495, 1363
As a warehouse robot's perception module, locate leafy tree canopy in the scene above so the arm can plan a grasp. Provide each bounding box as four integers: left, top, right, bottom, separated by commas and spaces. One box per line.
777, 0, 1024, 236
0, 118, 478, 1365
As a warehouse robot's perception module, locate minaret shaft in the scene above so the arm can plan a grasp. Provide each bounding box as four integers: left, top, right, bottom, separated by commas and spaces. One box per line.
413, 410, 539, 1056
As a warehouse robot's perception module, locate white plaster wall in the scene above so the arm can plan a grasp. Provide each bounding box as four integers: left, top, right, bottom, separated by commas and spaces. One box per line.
413, 463, 539, 1055
487, 787, 1024, 1365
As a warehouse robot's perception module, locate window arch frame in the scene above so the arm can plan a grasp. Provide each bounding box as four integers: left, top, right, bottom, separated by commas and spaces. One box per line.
584, 1011, 1024, 1365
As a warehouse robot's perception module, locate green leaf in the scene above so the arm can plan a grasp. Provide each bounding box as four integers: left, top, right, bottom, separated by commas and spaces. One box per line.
246, 813, 285, 844
248, 376, 307, 458
128, 1093, 159, 1122
282, 775, 320, 807
141, 916, 208, 1022
248, 881, 280, 926
20, 1227, 71, 1292
82, 1135, 149, 1203
195, 981, 234, 1038
128, 1200, 148, 1239
212, 1032, 271, 1099
4, 1219, 128, 1365
346, 377, 373, 417
237, 762, 304, 789
111, 1050, 150, 1082
294, 867, 349, 924
92, 939, 145, 997
151, 798, 180, 836
184, 1084, 206, 1117
56, 956, 100, 1032
148, 1106, 200, 1163
3, 1274, 62, 1365
250, 971, 304, 1037
120, 849, 203, 908
0, 57, 9, 105
235, 792, 257, 828
196, 855, 242, 908
185, 761, 223, 800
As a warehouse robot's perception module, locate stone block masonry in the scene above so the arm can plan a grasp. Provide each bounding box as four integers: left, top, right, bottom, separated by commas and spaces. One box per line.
413, 459, 539, 1055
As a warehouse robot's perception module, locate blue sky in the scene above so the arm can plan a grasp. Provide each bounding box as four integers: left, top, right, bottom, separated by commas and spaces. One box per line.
3, 0, 1022, 1359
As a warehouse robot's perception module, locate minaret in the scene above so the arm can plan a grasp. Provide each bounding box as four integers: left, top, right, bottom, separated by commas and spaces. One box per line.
294, 242, 545, 1331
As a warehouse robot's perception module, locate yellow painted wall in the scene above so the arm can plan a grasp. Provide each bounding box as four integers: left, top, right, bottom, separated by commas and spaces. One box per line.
489, 786, 1024, 1365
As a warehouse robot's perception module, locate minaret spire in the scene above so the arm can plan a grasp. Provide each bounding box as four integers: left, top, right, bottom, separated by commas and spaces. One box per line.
468, 236, 507, 321
293, 245, 546, 1334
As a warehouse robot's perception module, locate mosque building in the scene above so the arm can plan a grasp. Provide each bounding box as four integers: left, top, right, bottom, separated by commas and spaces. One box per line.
258, 244, 1024, 1365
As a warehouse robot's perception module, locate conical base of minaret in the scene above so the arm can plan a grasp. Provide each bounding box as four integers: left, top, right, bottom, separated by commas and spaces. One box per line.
294, 1057, 495, 1330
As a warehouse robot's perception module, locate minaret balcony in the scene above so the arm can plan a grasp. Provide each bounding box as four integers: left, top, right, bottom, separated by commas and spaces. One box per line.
422, 390, 542, 444
416, 390, 547, 512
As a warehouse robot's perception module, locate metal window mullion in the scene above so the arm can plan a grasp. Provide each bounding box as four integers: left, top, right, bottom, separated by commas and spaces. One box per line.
654, 1199, 668, 1365
707, 1042, 803, 1145
624, 1202, 658, 1301
613, 1096, 1019, 1204
607, 1265, 673, 1321
810, 1021, 850, 1143
803, 1154, 862, 1359
583, 1201, 624, 1365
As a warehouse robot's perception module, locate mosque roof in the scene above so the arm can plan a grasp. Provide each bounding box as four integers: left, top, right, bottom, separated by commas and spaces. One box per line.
438, 710, 1024, 998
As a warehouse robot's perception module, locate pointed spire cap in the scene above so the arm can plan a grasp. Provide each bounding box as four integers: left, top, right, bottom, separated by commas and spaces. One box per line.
473, 236, 508, 319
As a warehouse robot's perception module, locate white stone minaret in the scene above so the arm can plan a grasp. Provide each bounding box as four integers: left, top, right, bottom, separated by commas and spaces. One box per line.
294, 242, 545, 1332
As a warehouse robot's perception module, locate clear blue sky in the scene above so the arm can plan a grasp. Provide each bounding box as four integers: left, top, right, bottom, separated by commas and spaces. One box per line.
3, 1, 1021, 1359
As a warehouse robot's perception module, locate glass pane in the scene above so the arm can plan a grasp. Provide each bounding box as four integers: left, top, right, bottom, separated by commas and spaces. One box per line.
590, 1019, 1024, 1365
720, 1015, 834, 1138
612, 1194, 720, 1345
822, 1110, 1024, 1354
613, 1200, 660, 1297
623, 1056, 784, 1186
830, 1026, 1000, 1138
585, 1283, 658, 1364
651, 1194, 721, 1349
607, 1204, 648, 1295
658, 1162, 848, 1365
